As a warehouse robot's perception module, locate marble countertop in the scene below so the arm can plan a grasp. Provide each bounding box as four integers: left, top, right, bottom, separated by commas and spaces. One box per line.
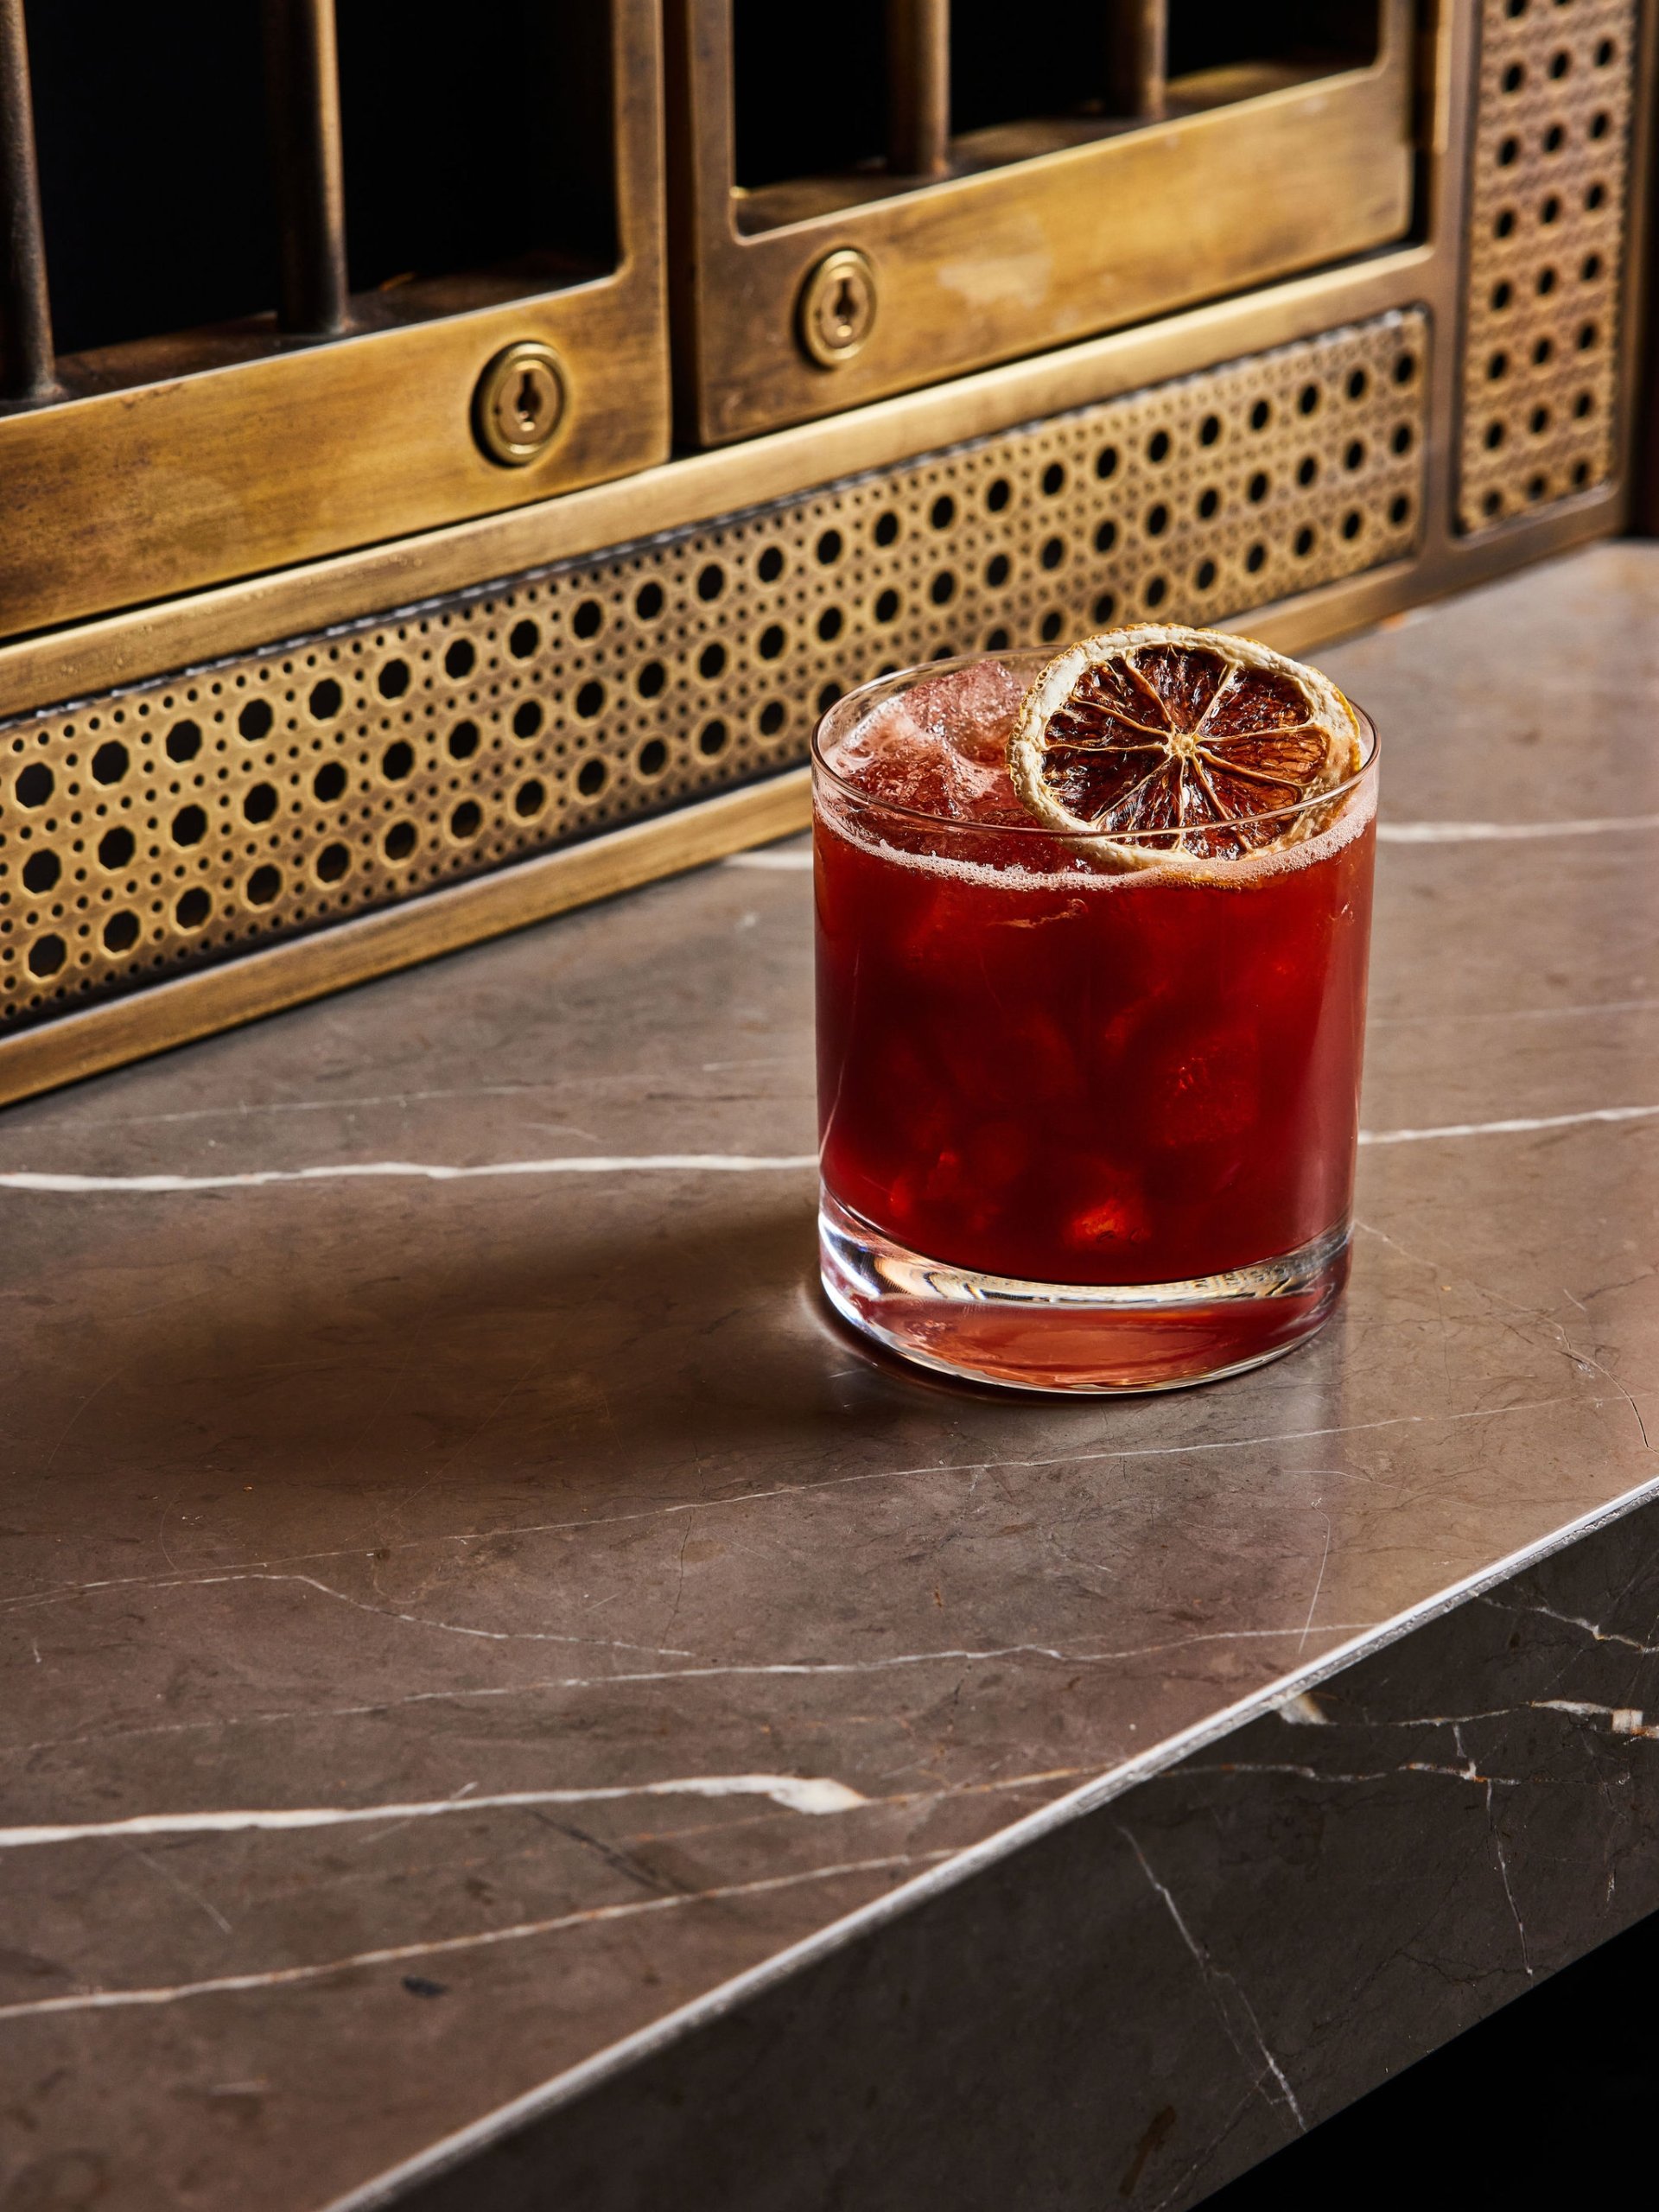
3, 544, 1657, 2209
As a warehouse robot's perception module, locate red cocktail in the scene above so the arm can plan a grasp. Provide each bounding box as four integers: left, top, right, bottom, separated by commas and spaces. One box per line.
814, 649, 1377, 1391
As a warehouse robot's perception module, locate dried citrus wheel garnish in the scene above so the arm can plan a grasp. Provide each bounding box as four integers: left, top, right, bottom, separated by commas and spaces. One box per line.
1007, 623, 1363, 865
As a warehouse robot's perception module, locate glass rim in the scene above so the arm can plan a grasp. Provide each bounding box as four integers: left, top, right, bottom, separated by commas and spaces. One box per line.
811, 649, 1379, 841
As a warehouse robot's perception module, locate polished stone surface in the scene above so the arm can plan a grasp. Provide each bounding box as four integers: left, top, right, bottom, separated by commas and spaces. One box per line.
394, 1493, 1659, 2212
2, 544, 1657, 2209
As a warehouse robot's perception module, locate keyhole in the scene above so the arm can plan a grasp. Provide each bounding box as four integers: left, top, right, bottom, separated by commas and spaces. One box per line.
476, 342, 563, 462
798, 250, 874, 366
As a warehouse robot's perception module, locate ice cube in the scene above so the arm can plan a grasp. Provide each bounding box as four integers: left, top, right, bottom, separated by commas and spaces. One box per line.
1067, 1185, 1153, 1250
1144, 1033, 1260, 1147
831, 660, 1029, 823
833, 692, 958, 816
906, 658, 1027, 766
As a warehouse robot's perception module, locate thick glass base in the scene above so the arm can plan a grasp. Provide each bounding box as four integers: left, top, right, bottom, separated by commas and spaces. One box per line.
819, 1187, 1351, 1395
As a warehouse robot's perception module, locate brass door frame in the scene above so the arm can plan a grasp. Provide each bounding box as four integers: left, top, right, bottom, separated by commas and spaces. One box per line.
0, 0, 671, 645
667, 0, 1416, 445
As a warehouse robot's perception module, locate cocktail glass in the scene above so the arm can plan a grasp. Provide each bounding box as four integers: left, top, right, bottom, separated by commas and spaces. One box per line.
813, 652, 1378, 1392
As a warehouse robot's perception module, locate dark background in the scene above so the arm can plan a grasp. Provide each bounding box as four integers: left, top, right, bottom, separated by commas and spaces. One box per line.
1204, 1904, 1659, 2205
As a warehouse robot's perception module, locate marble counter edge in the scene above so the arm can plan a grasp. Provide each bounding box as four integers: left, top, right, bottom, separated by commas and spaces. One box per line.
323, 1455, 1659, 2211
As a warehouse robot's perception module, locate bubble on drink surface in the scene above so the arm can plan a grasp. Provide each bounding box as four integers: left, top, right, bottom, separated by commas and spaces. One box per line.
831, 660, 1030, 823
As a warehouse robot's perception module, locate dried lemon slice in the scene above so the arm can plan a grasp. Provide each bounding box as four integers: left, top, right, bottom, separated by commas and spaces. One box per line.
1008, 623, 1363, 866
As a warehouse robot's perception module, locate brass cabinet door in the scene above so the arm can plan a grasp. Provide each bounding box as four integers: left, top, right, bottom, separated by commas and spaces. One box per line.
668, 0, 1417, 445
0, 0, 671, 641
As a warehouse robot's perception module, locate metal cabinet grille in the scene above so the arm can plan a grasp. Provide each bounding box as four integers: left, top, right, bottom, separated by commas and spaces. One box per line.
0, 309, 1427, 1034
1458, 0, 1636, 532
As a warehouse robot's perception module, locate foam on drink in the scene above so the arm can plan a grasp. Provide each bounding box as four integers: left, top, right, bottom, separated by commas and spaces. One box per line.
818, 657, 1373, 894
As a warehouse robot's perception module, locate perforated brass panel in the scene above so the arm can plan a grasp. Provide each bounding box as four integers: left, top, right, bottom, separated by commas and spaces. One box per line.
1458, 0, 1636, 532
0, 310, 1427, 1035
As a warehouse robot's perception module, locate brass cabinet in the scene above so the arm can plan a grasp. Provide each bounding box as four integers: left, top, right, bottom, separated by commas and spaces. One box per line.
0, 0, 1652, 1104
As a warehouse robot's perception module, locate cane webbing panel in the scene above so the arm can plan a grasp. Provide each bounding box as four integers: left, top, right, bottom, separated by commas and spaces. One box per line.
0, 309, 1427, 1033
1458, 0, 1635, 532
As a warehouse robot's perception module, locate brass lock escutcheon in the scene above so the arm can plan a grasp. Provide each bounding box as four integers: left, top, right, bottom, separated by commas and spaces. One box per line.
798, 250, 878, 368
474, 341, 568, 466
